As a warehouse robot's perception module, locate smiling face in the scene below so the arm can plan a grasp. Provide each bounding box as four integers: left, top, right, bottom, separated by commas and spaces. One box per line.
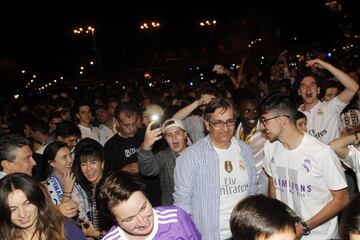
111, 191, 154, 238
8, 189, 38, 230
260, 112, 285, 143
239, 99, 258, 130
49, 147, 73, 176
80, 157, 104, 186
205, 107, 236, 149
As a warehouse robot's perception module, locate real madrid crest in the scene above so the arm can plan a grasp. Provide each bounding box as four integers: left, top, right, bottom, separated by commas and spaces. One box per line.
317, 108, 323, 116
239, 160, 246, 170
302, 159, 312, 173
225, 161, 233, 173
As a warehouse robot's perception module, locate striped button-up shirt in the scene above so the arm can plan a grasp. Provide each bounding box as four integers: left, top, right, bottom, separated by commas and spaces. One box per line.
174, 135, 257, 240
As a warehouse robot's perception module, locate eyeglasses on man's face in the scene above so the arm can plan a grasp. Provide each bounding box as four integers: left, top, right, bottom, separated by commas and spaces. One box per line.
209, 119, 236, 128
260, 115, 290, 125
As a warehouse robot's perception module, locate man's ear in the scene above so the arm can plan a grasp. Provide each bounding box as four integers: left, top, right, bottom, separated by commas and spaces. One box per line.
1, 160, 10, 172
317, 87, 321, 95
204, 120, 210, 132
298, 89, 301, 96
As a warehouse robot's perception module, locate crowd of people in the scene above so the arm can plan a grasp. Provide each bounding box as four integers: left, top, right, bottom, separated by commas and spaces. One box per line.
1, 51, 360, 239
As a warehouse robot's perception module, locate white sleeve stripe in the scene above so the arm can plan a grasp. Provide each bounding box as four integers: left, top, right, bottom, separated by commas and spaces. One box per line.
158, 219, 179, 224
157, 213, 178, 219
155, 209, 178, 214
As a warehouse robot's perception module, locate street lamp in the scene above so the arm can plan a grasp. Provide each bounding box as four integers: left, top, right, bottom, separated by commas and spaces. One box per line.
199, 19, 219, 64
200, 20, 217, 27
74, 26, 97, 50
73, 25, 103, 84
140, 21, 161, 59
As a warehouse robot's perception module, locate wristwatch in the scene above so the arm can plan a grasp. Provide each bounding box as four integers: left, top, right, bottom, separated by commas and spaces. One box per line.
300, 221, 311, 236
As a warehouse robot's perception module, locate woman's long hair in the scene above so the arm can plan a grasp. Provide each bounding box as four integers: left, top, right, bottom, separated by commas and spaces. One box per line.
43, 141, 68, 177
0, 173, 65, 240
73, 138, 105, 196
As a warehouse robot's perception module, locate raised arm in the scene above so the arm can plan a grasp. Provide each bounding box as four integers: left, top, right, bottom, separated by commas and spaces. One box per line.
173, 94, 215, 120
138, 122, 163, 176
329, 133, 356, 159
306, 58, 359, 103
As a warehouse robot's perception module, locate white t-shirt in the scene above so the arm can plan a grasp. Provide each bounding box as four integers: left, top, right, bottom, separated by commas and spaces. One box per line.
98, 124, 116, 146
299, 97, 347, 144
215, 139, 250, 240
78, 124, 101, 143
264, 134, 347, 240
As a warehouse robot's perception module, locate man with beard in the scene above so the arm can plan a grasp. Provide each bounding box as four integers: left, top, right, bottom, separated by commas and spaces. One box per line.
138, 118, 188, 205
235, 97, 268, 195
298, 58, 358, 144
174, 98, 257, 239
260, 94, 349, 240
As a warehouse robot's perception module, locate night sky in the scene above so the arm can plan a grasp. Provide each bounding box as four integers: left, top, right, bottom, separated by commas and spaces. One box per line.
0, 1, 359, 94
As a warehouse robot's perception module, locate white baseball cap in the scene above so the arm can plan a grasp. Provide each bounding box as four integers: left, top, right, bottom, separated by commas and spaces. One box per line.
162, 118, 185, 134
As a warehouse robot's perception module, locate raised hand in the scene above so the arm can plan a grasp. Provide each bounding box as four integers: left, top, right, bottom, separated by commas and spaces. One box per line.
142, 122, 163, 150
305, 58, 328, 69
198, 94, 216, 107
61, 171, 76, 193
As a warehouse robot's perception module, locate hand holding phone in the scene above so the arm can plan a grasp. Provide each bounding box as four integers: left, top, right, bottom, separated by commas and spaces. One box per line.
150, 114, 161, 130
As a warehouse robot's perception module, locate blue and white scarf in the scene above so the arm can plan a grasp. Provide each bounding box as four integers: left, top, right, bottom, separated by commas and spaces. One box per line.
45, 173, 91, 219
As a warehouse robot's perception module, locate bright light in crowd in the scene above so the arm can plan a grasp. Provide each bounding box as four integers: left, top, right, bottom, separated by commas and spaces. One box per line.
14, 94, 19, 99
33, 75, 36, 78
21, 70, 26, 74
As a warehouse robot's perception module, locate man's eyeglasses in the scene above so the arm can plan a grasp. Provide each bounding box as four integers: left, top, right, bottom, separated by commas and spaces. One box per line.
209, 119, 236, 128
260, 115, 290, 125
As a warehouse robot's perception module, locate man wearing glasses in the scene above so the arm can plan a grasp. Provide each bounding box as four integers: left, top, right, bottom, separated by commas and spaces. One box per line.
174, 98, 257, 240
298, 58, 359, 144
260, 94, 349, 240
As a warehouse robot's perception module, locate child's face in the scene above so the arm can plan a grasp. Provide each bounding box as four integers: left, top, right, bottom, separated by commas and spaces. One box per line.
257, 228, 296, 240
296, 117, 307, 133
